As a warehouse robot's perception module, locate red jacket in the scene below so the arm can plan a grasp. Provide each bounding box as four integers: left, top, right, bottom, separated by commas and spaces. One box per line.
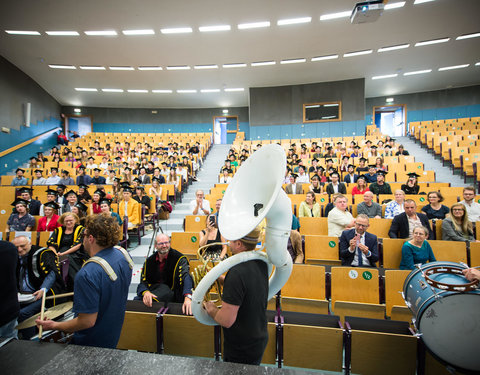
37, 215, 61, 232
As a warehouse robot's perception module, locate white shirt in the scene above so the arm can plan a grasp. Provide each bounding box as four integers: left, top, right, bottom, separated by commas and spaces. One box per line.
460, 200, 480, 222
296, 174, 309, 183
45, 175, 61, 185
384, 201, 405, 219
189, 199, 211, 215
348, 232, 371, 267
328, 207, 354, 237
219, 176, 232, 184
33, 178, 47, 185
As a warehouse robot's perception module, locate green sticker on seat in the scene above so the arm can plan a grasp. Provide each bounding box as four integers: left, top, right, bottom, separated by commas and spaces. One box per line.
222, 190, 225, 194
418, 165, 421, 168
362, 271, 372, 280
191, 236, 197, 243
420, 197, 425, 202
328, 241, 336, 248
320, 198, 325, 202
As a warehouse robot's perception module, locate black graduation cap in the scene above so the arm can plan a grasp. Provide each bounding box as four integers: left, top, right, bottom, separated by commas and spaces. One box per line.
61, 169, 70, 175
122, 186, 134, 193
390, 138, 396, 142
354, 145, 360, 149
56, 184, 67, 190
291, 143, 296, 147
93, 168, 102, 172
342, 155, 349, 160
30, 156, 38, 161
16, 168, 25, 173
136, 185, 145, 191
93, 189, 106, 197
366, 140, 372, 144
152, 177, 161, 182
359, 157, 367, 162
336, 141, 343, 145
368, 164, 377, 168
77, 164, 86, 169
46, 188, 58, 196
312, 158, 319, 162
407, 172, 420, 178
120, 182, 131, 188
330, 171, 340, 177
64, 189, 78, 197
74, 202, 88, 212
115, 156, 121, 160
317, 166, 325, 172
133, 177, 141, 183
11, 198, 29, 207
114, 177, 122, 182
326, 158, 334, 163
34, 169, 43, 174
99, 198, 113, 206
371, 145, 378, 149
124, 167, 131, 172
78, 184, 89, 189
347, 164, 355, 169
357, 175, 367, 181
290, 173, 298, 179
376, 170, 388, 176
385, 144, 392, 148
18, 187, 33, 194
44, 201, 60, 210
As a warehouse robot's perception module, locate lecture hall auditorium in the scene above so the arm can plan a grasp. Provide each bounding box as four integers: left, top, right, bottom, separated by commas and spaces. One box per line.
1, 0, 480, 374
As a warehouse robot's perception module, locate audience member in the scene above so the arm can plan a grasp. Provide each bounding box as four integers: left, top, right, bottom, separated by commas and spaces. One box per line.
6, 198, 35, 232
401, 172, 420, 195
32, 169, 47, 185
369, 170, 392, 195
459, 186, 480, 222
442, 203, 478, 243
328, 194, 355, 237
219, 168, 233, 184
339, 214, 379, 267
119, 187, 141, 228
385, 190, 406, 219
308, 175, 323, 194
99, 198, 122, 226
284, 174, 303, 194
199, 214, 228, 260
91, 168, 106, 185
63, 189, 78, 213
357, 191, 382, 218
400, 225, 436, 270
325, 172, 347, 195
91, 189, 105, 214
37, 202, 62, 231
298, 191, 321, 218
343, 164, 358, 184
189, 189, 211, 215
76, 165, 92, 185
421, 191, 449, 220
296, 165, 309, 183
287, 229, 304, 264
59, 170, 75, 185
356, 157, 369, 173
395, 145, 410, 156
352, 175, 369, 195
388, 200, 433, 239
45, 167, 61, 185
11, 168, 28, 186
364, 165, 378, 184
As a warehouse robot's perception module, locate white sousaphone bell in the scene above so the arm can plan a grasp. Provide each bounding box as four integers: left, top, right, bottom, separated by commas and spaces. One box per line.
191, 144, 293, 325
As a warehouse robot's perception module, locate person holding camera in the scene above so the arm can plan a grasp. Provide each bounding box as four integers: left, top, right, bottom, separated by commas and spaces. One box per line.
199, 214, 228, 260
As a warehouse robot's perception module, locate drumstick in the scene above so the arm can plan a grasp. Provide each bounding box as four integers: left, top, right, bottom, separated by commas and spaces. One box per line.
38, 289, 47, 340
44, 292, 74, 301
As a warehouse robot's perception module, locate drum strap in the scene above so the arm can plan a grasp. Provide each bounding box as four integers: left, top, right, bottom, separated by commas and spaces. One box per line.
83, 247, 134, 281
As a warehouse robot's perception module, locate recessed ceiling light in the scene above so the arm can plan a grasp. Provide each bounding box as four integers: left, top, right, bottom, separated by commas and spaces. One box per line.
386, 98, 394, 103
403, 69, 432, 76
223, 109, 229, 114
109, 66, 135, 70
75, 88, 97, 92
5, 30, 40, 35
74, 108, 82, 113
320, 11, 351, 21
476, 62, 480, 66
414, 0, 435, 4
127, 89, 149, 93
166, 65, 191, 70
152, 89, 173, 93
160, 27, 193, 34
238, 21, 270, 30
199, 25, 231, 32
378, 43, 410, 52
251, 61, 276, 66
438, 64, 469, 71
84, 30, 117, 36
372, 73, 398, 80
223, 63, 247, 68
384, 2, 406, 10
201, 89, 221, 93
311, 54, 339, 61
224, 88, 245, 92
45, 31, 79, 36
49, 64, 76, 69
138, 66, 163, 70
177, 89, 197, 93
277, 17, 312, 26
456, 32, 480, 40
79, 66, 105, 70
194, 64, 218, 70
415, 37, 450, 47
122, 29, 155, 35
102, 88, 124, 92
281, 58, 306, 64
343, 49, 373, 57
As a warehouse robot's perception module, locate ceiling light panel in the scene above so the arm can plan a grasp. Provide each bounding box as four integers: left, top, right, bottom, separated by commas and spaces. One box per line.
311, 54, 339, 61
75, 88, 97, 92
49, 64, 76, 69
224, 88, 245, 92
84, 30, 117, 36
138, 66, 163, 70
166, 65, 190, 70
414, 0, 436, 4
251, 61, 276, 66
122, 29, 155, 35
152, 89, 173, 93
199, 25, 231, 32
415, 37, 450, 46
320, 11, 351, 21
45, 31, 79, 36
194, 65, 218, 70
127, 89, 149, 93
372, 74, 398, 80
378, 44, 410, 52
109, 66, 135, 70
384, 2, 406, 10
201, 89, 221, 93
102, 88, 124, 92
177, 89, 197, 93
280, 58, 306, 64
79, 66, 105, 70
404, 69, 432, 76
456, 32, 480, 40
277, 17, 312, 26
160, 27, 193, 34
5, 30, 40, 35
438, 64, 469, 71
238, 21, 270, 29
343, 49, 373, 57
223, 63, 247, 68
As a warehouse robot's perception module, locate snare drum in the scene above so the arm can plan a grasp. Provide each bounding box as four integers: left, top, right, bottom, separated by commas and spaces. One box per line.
403, 261, 480, 372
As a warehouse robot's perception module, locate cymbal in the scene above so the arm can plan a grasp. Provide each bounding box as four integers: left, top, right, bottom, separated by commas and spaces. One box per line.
16, 301, 73, 330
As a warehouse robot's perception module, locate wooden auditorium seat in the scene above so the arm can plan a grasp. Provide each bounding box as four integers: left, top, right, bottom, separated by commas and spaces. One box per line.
382, 238, 405, 269
184, 215, 207, 232
303, 235, 341, 266
170, 231, 200, 259
298, 217, 328, 235
384, 270, 411, 319
430, 240, 467, 264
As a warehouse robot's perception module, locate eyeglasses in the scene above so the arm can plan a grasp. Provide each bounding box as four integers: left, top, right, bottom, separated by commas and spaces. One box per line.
156, 241, 170, 246
452, 208, 465, 212
355, 223, 368, 228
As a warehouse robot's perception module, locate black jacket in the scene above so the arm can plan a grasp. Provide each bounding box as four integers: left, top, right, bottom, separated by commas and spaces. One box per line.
28, 199, 42, 216
388, 212, 434, 240
325, 183, 347, 195
339, 229, 379, 266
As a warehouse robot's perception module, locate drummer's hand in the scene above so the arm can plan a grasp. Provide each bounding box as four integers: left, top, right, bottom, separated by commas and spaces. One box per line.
35, 318, 57, 331
143, 291, 157, 307
462, 268, 480, 282
182, 297, 192, 315
33, 289, 44, 301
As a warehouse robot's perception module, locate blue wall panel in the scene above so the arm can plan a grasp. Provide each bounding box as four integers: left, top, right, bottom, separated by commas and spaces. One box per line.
93, 122, 213, 133
406, 104, 480, 127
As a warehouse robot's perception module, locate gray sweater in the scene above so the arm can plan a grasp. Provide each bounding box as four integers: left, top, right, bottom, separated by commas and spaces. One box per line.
357, 201, 382, 218
441, 217, 475, 242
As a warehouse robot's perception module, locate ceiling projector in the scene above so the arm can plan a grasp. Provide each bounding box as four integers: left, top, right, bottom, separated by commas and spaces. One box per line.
351, 0, 384, 24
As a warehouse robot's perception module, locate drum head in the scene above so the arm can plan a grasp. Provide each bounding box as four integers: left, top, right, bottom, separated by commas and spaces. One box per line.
419, 293, 480, 372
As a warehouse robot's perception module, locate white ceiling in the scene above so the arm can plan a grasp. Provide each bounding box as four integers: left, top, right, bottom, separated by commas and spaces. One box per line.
0, 0, 479, 109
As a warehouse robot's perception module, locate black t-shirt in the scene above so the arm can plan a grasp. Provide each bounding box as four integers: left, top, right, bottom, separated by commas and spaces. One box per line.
222, 259, 268, 364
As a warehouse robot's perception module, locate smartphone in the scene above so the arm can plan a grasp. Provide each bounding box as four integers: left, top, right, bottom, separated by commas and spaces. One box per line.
208, 215, 216, 225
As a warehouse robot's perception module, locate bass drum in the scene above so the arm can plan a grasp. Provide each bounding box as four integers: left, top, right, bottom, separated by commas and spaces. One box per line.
403, 261, 480, 372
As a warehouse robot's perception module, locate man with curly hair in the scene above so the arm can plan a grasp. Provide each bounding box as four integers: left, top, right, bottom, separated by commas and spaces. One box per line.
36, 213, 133, 348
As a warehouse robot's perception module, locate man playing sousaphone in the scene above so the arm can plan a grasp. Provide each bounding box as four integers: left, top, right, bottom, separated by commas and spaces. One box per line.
203, 226, 268, 365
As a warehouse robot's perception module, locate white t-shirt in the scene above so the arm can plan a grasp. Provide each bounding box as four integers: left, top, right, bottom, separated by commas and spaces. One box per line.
189, 199, 211, 215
